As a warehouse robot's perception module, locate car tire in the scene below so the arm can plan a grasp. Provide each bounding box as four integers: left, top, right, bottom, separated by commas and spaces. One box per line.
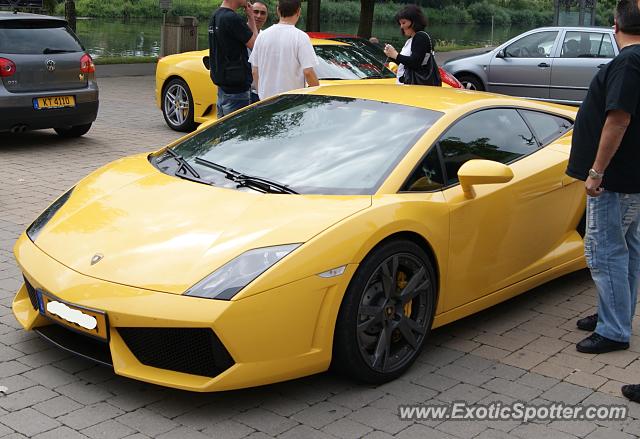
457, 74, 484, 91
332, 239, 437, 384
162, 78, 196, 132
54, 123, 92, 138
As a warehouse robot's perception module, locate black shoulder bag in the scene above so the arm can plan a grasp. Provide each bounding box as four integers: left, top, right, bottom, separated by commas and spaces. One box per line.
402, 31, 442, 87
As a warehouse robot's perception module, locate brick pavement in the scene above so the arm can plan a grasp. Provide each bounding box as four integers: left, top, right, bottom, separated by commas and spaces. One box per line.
0, 75, 639, 438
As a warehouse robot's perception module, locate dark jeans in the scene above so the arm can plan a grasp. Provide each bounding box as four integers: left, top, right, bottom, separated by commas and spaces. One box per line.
216, 88, 251, 118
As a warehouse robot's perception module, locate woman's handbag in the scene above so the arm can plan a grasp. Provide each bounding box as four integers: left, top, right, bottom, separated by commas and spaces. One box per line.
403, 32, 442, 87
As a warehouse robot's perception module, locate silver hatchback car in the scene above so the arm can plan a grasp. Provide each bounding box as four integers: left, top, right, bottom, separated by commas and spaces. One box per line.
0, 12, 98, 137
444, 26, 619, 105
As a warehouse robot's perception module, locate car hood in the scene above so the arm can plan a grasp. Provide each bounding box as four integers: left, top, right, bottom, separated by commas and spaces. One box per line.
444, 50, 494, 66
321, 78, 396, 85
33, 154, 372, 294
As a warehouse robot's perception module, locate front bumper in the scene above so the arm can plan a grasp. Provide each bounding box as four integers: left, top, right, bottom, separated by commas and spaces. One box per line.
13, 233, 355, 391
0, 82, 99, 132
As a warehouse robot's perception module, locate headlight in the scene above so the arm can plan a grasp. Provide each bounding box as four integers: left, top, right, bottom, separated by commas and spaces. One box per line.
26, 187, 74, 242
184, 243, 301, 300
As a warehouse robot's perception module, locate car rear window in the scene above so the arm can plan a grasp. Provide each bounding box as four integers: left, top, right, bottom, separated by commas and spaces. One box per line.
0, 20, 83, 54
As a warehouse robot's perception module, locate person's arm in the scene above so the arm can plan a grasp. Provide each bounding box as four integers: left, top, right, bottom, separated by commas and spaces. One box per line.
298, 34, 319, 87
395, 32, 430, 69
587, 57, 640, 196
304, 68, 319, 87
252, 66, 260, 93
244, 2, 258, 49
586, 110, 631, 196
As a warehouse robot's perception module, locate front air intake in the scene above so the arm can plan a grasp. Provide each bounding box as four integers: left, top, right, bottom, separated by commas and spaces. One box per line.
118, 327, 234, 378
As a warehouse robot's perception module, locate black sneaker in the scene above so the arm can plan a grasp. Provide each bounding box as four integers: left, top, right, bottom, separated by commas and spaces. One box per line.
577, 313, 598, 331
622, 384, 640, 403
576, 332, 629, 354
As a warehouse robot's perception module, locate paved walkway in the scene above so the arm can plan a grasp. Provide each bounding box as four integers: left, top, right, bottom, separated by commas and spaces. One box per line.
0, 74, 639, 439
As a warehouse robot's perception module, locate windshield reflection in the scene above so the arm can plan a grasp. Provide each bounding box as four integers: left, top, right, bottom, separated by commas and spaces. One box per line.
314, 45, 395, 80
171, 95, 441, 195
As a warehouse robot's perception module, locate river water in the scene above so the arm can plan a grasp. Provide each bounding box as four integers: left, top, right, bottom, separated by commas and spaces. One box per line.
73, 18, 532, 58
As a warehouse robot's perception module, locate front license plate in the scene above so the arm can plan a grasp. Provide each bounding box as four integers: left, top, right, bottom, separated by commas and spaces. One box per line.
38, 291, 109, 341
33, 95, 76, 109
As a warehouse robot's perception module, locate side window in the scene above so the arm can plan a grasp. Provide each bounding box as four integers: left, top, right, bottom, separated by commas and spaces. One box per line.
561, 31, 614, 58
505, 31, 558, 58
404, 147, 444, 192
440, 109, 538, 185
519, 110, 573, 146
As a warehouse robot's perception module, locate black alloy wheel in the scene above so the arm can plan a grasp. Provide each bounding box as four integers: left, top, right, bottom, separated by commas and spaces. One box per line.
332, 239, 437, 383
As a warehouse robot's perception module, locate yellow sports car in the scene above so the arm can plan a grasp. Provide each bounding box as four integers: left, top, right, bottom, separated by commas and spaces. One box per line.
13, 85, 585, 392
156, 38, 400, 131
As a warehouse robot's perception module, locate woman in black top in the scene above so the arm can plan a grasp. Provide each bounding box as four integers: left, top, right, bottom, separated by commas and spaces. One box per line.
383, 5, 437, 85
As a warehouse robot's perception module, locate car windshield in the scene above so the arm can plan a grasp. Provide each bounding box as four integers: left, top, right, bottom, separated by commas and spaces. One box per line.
0, 20, 83, 54
332, 37, 388, 65
314, 45, 395, 80
168, 95, 441, 195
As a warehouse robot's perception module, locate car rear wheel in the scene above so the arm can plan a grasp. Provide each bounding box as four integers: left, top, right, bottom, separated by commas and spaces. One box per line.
162, 78, 195, 132
54, 123, 92, 138
332, 239, 436, 384
457, 74, 484, 91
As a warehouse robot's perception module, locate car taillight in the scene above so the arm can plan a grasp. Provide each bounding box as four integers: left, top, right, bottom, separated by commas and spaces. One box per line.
0, 57, 16, 77
80, 53, 95, 73
439, 67, 463, 89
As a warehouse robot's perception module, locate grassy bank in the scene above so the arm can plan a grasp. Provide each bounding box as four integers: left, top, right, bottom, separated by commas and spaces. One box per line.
93, 56, 157, 65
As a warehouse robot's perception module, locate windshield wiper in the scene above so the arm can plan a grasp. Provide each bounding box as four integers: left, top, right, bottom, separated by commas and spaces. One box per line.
235, 175, 298, 194
160, 148, 211, 184
43, 48, 77, 54
195, 157, 298, 194
195, 157, 241, 180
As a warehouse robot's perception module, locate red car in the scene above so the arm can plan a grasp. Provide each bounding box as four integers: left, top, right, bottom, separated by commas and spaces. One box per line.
307, 32, 463, 89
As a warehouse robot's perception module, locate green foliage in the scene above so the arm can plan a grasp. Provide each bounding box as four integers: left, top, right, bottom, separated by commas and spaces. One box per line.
425, 6, 473, 24
467, 1, 511, 25
60, 0, 554, 29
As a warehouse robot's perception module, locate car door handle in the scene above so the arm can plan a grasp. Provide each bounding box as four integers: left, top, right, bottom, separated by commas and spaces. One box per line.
597, 64, 606, 68
538, 62, 550, 68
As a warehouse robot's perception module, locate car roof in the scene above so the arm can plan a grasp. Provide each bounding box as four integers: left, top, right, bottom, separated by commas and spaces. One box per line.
528, 25, 613, 32
296, 84, 577, 118
0, 11, 66, 22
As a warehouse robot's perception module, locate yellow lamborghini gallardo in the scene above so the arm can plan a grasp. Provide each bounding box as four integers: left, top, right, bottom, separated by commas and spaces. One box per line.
13, 85, 585, 392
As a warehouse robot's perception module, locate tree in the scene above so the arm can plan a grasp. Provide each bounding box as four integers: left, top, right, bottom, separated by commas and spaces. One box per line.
65, 0, 76, 32
357, 0, 375, 39
43, 0, 57, 13
306, 0, 321, 32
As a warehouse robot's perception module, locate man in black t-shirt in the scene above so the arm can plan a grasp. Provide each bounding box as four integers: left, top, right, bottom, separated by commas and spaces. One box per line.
567, 0, 640, 365
209, 0, 258, 118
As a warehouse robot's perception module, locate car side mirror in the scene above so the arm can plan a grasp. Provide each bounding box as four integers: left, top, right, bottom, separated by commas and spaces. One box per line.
496, 49, 506, 58
458, 159, 514, 199
386, 61, 398, 74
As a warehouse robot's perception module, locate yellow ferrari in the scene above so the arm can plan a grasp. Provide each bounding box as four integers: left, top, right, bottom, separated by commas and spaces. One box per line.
155, 38, 440, 131
13, 85, 585, 392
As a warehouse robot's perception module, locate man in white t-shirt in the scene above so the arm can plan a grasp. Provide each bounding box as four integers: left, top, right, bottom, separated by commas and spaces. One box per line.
248, 0, 319, 100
